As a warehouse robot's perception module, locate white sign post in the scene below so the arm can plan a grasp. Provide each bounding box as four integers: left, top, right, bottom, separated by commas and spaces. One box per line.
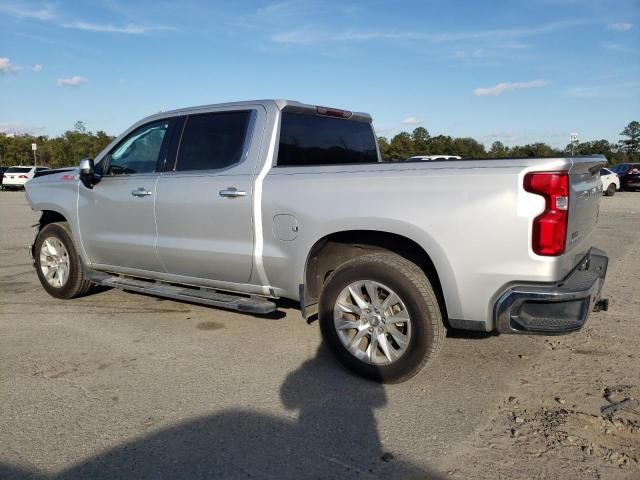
569, 133, 579, 156
31, 143, 37, 167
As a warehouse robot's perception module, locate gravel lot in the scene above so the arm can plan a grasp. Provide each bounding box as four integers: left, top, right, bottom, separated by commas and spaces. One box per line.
1, 189, 638, 479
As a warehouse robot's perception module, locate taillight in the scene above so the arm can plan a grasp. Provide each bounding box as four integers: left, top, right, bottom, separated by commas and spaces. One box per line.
524, 172, 569, 256
18, 175, 28, 179
316, 106, 352, 118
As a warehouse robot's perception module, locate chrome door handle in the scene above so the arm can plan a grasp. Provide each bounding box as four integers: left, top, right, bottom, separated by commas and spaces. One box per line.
131, 188, 152, 197
219, 187, 246, 198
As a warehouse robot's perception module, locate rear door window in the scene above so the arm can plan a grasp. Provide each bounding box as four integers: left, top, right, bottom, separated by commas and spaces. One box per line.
277, 112, 379, 166
174, 111, 251, 172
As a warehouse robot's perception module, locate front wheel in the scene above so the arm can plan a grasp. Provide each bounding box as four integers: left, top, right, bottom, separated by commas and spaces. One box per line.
34, 222, 93, 299
319, 253, 445, 383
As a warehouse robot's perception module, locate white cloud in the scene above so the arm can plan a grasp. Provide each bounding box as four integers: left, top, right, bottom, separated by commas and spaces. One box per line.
60, 21, 169, 35
32, 63, 43, 72
270, 19, 590, 45
0, 2, 171, 35
0, 57, 17, 73
374, 126, 394, 136
473, 79, 549, 96
400, 117, 423, 125
602, 42, 636, 53
607, 22, 633, 31
57, 75, 88, 87
0, 121, 42, 135
0, 2, 54, 20
567, 81, 640, 98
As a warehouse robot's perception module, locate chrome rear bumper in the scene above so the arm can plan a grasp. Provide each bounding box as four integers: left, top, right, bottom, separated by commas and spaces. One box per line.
495, 248, 608, 334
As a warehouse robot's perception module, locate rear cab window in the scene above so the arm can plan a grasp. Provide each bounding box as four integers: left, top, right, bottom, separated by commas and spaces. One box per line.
277, 111, 379, 166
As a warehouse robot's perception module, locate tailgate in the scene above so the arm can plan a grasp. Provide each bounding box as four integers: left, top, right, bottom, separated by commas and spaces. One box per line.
566, 155, 606, 254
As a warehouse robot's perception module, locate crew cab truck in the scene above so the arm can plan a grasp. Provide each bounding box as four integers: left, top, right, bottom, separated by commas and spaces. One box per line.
25, 100, 608, 382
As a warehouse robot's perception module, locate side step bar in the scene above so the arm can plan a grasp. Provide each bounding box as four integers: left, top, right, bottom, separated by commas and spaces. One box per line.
97, 275, 277, 314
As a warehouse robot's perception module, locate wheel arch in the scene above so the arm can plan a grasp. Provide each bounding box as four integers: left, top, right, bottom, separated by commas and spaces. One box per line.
30, 210, 70, 258
302, 230, 450, 324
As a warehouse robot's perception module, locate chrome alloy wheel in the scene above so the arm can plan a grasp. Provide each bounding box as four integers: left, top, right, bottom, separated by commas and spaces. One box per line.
39, 237, 70, 288
333, 280, 412, 365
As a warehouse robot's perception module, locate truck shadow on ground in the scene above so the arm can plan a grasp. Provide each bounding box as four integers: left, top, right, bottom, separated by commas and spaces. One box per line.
1, 346, 444, 480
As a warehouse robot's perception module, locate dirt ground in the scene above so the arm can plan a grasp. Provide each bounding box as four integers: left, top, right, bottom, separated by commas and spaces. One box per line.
0, 189, 638, 480
440, 192, 640, 480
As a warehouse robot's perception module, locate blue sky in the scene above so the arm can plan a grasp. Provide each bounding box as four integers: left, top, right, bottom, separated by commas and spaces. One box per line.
1, 0, 639, 147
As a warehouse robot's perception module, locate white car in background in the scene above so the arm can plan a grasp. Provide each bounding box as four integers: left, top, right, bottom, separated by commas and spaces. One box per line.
600, 167, 620, 196
2, 166, 49, 190
406, 155, 462, 161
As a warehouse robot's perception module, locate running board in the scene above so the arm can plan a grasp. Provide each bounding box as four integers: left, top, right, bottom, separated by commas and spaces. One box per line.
98, 276, 277, 314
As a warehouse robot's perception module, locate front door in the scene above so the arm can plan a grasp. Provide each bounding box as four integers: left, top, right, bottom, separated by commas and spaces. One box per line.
155, 109, 260, 284
78, 119, 170, 272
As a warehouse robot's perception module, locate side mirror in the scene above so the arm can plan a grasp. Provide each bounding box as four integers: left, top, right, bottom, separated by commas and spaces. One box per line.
79, 158, 97, 189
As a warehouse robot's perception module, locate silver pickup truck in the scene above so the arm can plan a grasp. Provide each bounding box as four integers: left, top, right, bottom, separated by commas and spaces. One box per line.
25, 99, 608, 382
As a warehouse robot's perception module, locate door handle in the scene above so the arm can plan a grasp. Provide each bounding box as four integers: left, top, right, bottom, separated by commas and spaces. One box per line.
131, 188, 152, 197
219, 187, 246, 198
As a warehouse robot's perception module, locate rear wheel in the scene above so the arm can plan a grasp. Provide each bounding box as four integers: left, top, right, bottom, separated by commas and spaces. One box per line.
319, 253, 445, 383
605, 183, 616, 196
34, 222, 93, 299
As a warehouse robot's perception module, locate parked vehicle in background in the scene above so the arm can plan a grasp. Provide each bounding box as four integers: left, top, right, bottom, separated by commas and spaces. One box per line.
2, 166, 50, 190
611, 163, 640, 191
406, 155, 462, 161
600, 168, 620, 196
0, 166, 8, 191
24, 99, 608, 382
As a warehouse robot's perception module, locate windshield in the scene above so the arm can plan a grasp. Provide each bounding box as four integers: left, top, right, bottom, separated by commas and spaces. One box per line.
6, 167, 32, 173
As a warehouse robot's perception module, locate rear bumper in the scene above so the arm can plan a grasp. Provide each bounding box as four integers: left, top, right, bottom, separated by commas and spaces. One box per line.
2, 179, 27, 187
495, 248, 608, 334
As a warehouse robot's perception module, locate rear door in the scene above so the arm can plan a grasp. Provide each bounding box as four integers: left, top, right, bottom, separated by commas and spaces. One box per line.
78, 119, 171, 272
155, 107, 264, 283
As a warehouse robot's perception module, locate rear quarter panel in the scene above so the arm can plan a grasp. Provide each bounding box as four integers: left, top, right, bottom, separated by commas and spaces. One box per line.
262, 158, 584, 329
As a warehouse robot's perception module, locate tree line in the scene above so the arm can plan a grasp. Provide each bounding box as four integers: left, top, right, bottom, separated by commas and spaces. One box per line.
1, 120, 638, 169
378, 121, 639, 164
0, 122, 113, 170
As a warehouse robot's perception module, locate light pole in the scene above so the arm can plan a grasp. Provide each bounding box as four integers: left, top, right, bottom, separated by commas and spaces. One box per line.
32, 142, 37, 167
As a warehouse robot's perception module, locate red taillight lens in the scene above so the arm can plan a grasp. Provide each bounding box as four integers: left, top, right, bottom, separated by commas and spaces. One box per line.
18, 175, 28, 179
524, 172, 569, 256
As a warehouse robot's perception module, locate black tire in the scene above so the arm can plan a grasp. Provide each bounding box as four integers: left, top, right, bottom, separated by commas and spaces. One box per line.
34, 222, 93, 299
319, 253, 445, 383
605, 183, 616, 196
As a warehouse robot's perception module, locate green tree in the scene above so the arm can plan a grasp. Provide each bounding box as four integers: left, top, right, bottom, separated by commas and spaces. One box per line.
377, 137, 391, 160
620, 121, 640, 157
74, 121, 87, 134
388, 132, 414, 160
489, 141, 508, 157
412, 127, 430, 154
